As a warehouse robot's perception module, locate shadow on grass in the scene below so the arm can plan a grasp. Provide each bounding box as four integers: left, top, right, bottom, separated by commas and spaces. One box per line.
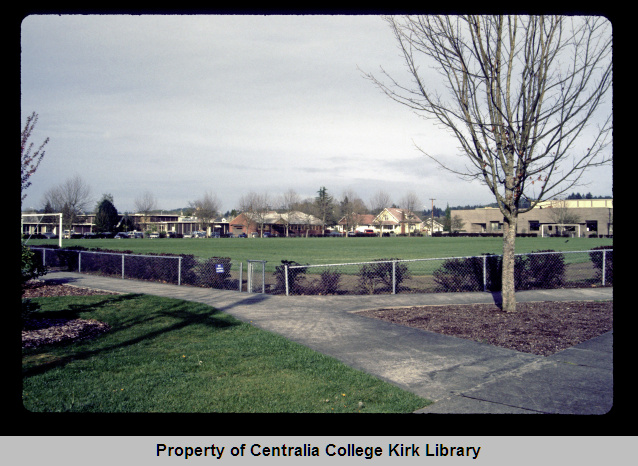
22, 293, 243, 378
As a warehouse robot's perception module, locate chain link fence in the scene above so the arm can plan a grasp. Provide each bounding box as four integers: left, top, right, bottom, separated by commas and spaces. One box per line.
29, 247, 244, 291
279, 248, 613, 296
30, 246, 612, 296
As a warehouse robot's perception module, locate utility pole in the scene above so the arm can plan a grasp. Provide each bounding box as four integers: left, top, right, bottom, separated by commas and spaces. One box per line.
430, 198, 436, 236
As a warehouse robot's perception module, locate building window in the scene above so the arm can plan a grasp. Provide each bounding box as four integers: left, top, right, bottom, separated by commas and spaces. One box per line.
490, 221, 502, 231
529, 220, 540, 231
586, 220, 598, 232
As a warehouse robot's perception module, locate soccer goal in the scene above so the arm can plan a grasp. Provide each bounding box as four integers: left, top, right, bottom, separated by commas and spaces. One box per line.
21, 212, 63, 247
541, 223, 581, 238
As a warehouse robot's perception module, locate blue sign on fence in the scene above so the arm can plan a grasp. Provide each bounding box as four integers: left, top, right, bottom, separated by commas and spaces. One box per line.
215, 264, 224, 274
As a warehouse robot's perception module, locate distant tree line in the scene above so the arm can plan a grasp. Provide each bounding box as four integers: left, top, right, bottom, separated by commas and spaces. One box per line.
565, 192, 612, 200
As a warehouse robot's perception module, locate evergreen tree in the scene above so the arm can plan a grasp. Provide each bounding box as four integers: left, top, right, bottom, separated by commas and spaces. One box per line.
94, 194, 119, 232
444, 203, 452, 232
315, 186, 335, 232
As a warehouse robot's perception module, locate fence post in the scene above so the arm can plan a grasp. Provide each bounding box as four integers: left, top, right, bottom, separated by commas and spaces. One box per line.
482, 255, 487, 292
122, 254, 125, 279
239, 262, 243, 292
392, 261, 396, 295
285, 264, 290, 296
42, 248, 46, 269
602, 249, 606, 286
178, 256, 182, 286
261, 261, 266, 293
78, 251, 81, 273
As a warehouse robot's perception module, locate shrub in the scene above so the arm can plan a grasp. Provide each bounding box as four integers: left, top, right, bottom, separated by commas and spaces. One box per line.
518, 250, 565, 289
433, 252, 559, 292
589, 246, 613, 285
192, 257, 233, 289
357, 259, 410, 294
433, 256, 486, 292
21, 242, 47, 290
319, 268, 342, 294
273, 260, 308, 294
56, 246, 88, 271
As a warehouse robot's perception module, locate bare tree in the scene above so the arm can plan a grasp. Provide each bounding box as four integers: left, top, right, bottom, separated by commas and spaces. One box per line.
369, 190, 392, 213
339, 189, 367, 236
189, 191, 221, 236
21, 112, 49, 203
134, 191, 157, 215
364, 15, 612, 311
43, 174, 92, 231
547, 199, 582, 235
279, 188, 301, 237
239, 191, 271, 237
134, 190, 158, 231
296, 197, 320, 237
399, 191, 422, 236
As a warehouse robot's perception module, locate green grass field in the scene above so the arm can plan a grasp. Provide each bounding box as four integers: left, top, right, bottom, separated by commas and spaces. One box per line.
22, 294, 430, 413
29, 235, 613, 270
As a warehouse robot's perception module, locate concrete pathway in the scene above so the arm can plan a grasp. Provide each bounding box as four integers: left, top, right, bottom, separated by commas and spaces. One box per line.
43, 271, 613, 414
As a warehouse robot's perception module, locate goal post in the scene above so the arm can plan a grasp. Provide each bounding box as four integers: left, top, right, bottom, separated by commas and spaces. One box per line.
21, 212, 63, 247
541, 223, 581, 238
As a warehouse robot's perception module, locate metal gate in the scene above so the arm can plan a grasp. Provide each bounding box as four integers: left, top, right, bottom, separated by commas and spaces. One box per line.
247, 260, 267, 293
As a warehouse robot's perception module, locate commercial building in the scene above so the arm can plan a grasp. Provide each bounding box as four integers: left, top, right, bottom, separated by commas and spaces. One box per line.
450, 199, 613, 237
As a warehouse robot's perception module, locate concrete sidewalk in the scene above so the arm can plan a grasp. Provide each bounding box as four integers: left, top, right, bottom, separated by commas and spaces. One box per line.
43, 271, 613, 414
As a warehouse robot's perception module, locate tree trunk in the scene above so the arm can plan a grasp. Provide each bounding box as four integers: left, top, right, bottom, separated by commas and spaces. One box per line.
501, 215, 518, 312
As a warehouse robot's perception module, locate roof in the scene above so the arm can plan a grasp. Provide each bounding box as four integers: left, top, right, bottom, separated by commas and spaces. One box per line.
230, 211, 322, 226
338, 213, 376, 225
375, 207, 423, 224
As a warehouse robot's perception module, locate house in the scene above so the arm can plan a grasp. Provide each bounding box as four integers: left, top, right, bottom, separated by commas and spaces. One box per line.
450, 199, 613, 237
336, 214, 376, 235
371, 208, 424, 236
229, 211, 324, 237
421, 217, 445, 236
21, 212, 230, 237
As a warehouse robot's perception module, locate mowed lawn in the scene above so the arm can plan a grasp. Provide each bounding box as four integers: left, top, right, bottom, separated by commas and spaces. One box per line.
22, 294, 430, 413
30, 236, 613, 271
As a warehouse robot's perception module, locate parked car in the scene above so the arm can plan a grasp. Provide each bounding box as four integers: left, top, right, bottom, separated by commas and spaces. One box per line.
82, 232, 96, 239
149, 232, 160, 239
42, 232, 58, 239
327, 231, 342, 237
238, 233, 247, 238
115, 232, 130, 239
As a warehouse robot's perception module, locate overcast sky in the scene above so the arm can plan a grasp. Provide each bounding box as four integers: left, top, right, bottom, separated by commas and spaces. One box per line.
20, 14, 613, 214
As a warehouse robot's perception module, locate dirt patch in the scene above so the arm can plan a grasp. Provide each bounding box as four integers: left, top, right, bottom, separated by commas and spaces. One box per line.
22, 318, 111, 349
22, 280, 119, 348
22, 280, 121, 298
356, 300, 612, 356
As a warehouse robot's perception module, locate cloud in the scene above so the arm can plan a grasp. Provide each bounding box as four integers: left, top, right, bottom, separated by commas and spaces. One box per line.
20, 14, 613, 214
